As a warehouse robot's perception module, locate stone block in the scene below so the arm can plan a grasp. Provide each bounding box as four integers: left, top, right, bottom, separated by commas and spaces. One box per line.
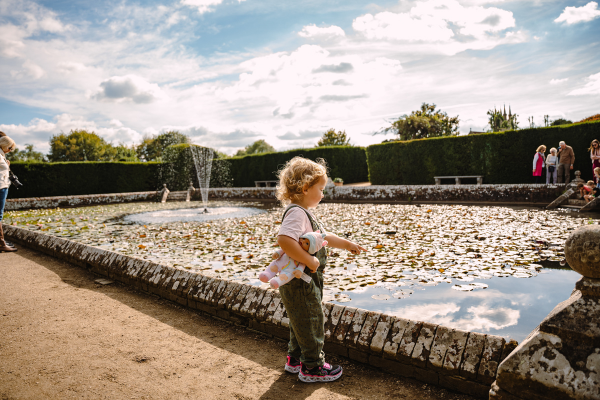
270, 301, 286, 325
254, 290, 274, 320
411, 322, 438, 368
413, 366, 439, 385
221, 282, 245, 311
370, 314, 394, 355
216, 309, 230, 321
345, 308, 368, 347
198, 278, 218, 304
324, 304, 345, 341
356, 311, 381, 352
247, 288, 267, 316
239, 286, 260, 317
183, 274, 203, 300
396, 320, 423, 364
333, 306, 357, 344
205, 279, 226, 307
280, 317, 289, 328
429, 325, 452, 370
323, 342, 348, 358
383, 317, 409, 359
188, 276, 208, 301
265, 324, 289, 340
217, 281, 240, 309
210, 279, 229, 307
263, 294, 282, 323
231, 284, 252, 313
459, 332, 486, 380
500, 339, 518, 363
368, 355, 414, 378
348, 348, 370, 364
322, 302, 333, 323
439, 374, 490, 399
443, 329, 469, 375
477, 334, 505, 385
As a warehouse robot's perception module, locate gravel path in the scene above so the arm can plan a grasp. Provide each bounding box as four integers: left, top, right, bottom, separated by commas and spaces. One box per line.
0, 247, 473, 400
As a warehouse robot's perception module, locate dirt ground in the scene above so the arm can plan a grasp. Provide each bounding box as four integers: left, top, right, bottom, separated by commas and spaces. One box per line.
0, 247, 475, 400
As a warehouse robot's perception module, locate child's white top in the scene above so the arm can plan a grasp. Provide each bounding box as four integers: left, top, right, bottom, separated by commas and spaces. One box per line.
278, 205, 314, 241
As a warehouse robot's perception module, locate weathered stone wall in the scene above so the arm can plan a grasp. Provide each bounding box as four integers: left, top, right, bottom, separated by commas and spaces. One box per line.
6, 184, 565, 211
3, 223, 518, 398
5, 191, 158, 211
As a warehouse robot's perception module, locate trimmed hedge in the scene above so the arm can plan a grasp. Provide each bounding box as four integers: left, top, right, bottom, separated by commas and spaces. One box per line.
7, 162, 160, 199
366, 121, 600, 185
227, 146, 369, 187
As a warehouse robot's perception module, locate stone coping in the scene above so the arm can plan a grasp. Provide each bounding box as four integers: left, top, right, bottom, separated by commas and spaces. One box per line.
6, 183, 566, 211
3, 223, 519, 398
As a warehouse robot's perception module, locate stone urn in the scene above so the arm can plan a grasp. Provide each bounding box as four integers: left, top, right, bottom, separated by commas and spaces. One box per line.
491, 224, 600, 399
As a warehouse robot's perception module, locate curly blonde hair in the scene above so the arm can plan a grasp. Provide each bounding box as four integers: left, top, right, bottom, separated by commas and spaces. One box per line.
276, 156, 328, 206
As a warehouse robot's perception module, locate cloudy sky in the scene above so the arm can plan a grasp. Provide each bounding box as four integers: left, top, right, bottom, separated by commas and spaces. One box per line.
1, 0, 599, 155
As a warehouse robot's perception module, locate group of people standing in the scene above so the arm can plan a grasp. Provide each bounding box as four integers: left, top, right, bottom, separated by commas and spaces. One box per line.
532, 139, 600, 184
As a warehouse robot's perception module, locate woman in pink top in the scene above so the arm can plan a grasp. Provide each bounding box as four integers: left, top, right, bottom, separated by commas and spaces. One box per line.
532, 145, 546, 184
589, 139, 600, 184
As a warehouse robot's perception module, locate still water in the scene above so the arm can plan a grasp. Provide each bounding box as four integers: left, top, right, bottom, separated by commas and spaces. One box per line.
326, 265, 579, 342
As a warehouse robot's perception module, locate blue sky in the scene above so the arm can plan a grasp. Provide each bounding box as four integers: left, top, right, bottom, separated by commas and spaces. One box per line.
1, 0, 599, 155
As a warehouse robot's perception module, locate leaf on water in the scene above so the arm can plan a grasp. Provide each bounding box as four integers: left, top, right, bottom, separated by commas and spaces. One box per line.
392, 289, 413, 299
372, 294, 391, 300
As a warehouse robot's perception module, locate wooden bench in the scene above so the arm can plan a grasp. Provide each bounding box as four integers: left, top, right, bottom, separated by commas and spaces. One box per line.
434, 175, 484, 185
254, 180, 278, 187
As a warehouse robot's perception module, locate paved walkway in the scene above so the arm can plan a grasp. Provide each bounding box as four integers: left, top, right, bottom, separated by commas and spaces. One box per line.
0, 247, 471, 400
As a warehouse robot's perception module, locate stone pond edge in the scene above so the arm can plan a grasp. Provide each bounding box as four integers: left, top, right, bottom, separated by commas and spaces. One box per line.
3, 223, 519, 399
5, 183, 566, 211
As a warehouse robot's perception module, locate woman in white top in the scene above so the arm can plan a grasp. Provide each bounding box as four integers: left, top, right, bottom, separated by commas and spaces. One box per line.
0, 131, 17, 252
545, 147, 558, 184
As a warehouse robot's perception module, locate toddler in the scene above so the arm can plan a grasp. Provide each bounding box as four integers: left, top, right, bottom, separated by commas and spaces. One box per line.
259, 231, 327, 289
275, 156, 365, 383
584, 181, 597, 203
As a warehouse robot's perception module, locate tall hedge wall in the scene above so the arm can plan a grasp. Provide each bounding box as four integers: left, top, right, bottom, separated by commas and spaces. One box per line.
366, 121, 600, 185
227, 146, 369, 187
7, 162, 160, 199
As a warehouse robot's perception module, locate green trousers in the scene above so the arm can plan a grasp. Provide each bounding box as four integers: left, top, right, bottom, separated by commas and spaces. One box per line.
279, 268, 325, 368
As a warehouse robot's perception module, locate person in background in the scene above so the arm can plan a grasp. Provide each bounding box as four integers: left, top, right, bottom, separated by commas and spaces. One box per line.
0, 131, 17, 252
583, 181, 596, 203
557, 141, 575, 184
545, 147, 558, 184
589, 139, 600, 184
532, 145, 546, 184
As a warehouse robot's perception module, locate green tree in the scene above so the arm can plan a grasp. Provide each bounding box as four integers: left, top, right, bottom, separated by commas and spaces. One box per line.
235, 139, 275, 156
551, 118, 573, 126
381, 103, 459, 141
136, 130, 190, 161
317, 129, 351, 146
486, 107, 519, 132
6, 144, 47, 162
113, 144, 139, 161
48, 130, 114, 162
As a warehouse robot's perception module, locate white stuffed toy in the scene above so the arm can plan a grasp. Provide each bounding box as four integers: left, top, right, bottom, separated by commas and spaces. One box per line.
259, 231, 328, 289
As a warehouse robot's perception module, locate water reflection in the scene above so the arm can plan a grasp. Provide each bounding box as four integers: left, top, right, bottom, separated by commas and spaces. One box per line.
327, 267, 579, 341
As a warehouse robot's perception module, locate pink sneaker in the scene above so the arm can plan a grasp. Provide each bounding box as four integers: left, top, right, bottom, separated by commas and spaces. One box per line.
284, 355, 301, 373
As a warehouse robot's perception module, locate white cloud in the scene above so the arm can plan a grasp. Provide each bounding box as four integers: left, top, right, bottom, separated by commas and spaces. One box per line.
298, 24, 345, 40
92, 75, 166, 104
549, 78, 568, 85
57, 62, 87, 73
181, 0, 246, 14
351, 0, 522, 55
568, 72, 600, 96
555, 1, 600, 25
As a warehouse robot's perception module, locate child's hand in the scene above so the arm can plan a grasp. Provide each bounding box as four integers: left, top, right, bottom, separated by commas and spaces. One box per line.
272, 251, 280, 260
348, 242, 367, 255
307, 256, 320, 273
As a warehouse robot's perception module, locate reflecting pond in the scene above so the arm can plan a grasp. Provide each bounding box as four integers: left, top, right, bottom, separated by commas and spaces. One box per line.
5, 200, 597, 341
